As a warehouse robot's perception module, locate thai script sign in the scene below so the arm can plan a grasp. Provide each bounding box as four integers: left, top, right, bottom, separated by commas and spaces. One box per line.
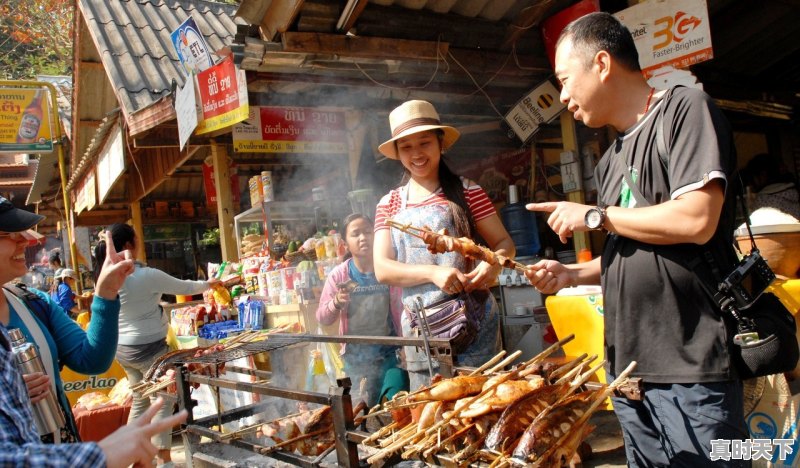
194, 55, 248, 135
232, 107, 348, 154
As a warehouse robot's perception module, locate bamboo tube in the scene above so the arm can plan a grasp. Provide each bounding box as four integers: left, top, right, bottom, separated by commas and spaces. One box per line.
469, 350, 508, 375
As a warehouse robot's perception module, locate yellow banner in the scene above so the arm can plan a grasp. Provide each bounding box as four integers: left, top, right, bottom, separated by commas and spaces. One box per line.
0, 87, 53, 153
233, 139, 348, 154
195, 104, 249, 135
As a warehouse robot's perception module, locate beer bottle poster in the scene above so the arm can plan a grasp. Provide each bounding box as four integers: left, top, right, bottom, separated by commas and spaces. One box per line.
0, 87, 54, 153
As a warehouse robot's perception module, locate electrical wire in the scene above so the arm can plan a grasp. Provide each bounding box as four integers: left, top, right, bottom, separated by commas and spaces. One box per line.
445, 50, 505, 119
351, 36, 445, 91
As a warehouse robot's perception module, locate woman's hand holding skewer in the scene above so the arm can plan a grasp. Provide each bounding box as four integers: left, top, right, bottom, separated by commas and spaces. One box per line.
464, 260, 502, 292
432, 266, 469, 294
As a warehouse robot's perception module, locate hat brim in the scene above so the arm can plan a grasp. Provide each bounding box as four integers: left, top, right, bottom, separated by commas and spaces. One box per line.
0, 208, 44, 233
378, 125, 460, 159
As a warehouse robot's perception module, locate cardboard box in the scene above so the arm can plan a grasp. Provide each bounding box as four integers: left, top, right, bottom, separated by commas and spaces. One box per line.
747, 374, 800, 467
155, 201, 169, 218
180, 201, 194, 218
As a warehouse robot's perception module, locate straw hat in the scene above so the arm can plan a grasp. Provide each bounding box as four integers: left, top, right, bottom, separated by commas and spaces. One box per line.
378, 100, 460, 159
56, 268, 77, 280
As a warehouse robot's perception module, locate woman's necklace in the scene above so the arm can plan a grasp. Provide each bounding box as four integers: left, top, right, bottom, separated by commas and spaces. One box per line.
643, 87, 655, 114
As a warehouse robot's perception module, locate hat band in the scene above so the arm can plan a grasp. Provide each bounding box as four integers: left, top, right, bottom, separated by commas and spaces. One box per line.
392, 117, 441, 137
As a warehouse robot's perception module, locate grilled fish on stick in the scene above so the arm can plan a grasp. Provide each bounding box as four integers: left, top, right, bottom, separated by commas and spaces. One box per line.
386, 219, 529, 273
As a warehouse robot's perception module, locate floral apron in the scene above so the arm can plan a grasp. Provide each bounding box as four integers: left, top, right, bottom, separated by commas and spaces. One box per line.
390, 184, 500, 390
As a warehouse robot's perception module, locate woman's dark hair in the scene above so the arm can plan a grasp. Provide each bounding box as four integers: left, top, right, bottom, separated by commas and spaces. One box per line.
341, 213, 373, 261
398, 129, 476, 238
93, 223, 136, 280
48, 250, 61, 266
557, 11, 641, 72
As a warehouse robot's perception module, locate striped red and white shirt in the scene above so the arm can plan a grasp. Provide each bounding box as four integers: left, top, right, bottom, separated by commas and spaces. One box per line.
374, 178, 496, 231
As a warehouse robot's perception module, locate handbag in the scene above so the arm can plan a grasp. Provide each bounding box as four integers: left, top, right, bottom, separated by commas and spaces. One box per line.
407, 290, 487, 354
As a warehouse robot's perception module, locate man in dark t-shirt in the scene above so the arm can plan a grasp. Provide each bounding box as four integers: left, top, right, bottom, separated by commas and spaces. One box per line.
525, 12, 748, 467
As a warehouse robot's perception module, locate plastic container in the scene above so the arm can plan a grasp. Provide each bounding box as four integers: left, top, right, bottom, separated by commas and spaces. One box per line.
261, 171, 273, 202
500, 185, 541, 257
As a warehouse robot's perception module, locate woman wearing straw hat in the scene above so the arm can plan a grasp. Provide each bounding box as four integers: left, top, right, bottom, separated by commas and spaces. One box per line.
373, 100, 515, 390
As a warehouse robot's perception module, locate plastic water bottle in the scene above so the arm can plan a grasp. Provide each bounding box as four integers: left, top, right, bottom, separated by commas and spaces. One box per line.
306, 349, 330, 393
8, 328, 66, 436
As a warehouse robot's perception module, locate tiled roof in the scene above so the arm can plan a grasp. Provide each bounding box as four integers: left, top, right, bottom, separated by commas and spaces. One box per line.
78, 0, 243, 117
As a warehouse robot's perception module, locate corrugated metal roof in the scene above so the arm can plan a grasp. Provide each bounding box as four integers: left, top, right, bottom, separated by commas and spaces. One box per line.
66, 109, 121, 191
78, 0, 244, 117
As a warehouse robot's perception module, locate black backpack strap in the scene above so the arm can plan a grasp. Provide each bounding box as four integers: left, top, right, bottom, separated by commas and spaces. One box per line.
654, 86, 679, 171
2, 282, 52, 330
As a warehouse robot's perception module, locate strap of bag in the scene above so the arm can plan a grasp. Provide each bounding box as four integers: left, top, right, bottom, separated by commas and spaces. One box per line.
3, 282, 52, 330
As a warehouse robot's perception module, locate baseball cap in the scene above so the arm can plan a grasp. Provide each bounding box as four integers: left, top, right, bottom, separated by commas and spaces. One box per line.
0, 196, 45, 232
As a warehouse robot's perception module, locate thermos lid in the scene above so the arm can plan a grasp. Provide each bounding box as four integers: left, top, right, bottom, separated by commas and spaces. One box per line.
508, 184, 519, 204
12, 342, 38, 363
8, 328, 24, 343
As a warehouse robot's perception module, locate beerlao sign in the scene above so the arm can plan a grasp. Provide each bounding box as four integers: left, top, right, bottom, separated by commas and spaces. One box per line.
615, 0, 713, 78
232, 106, 347, 154
0, 87, 54, 154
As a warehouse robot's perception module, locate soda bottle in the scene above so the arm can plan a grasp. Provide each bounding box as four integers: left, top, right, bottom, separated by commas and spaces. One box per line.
16, 90, 45, 144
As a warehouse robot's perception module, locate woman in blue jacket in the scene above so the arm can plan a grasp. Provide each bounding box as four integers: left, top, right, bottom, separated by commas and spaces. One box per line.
0, 198, 134, 444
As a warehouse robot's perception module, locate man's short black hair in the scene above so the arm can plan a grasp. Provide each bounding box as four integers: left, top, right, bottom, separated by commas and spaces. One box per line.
557, 11, 641, 72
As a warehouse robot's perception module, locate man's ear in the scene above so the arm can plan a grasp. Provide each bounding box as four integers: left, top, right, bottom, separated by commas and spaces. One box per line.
594, 50, 612, 82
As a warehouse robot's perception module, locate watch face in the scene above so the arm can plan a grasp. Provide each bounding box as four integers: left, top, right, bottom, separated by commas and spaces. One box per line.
586, 209, 603, 229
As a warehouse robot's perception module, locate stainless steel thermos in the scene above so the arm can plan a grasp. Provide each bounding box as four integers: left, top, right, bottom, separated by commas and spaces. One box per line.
8, 328, 65, 436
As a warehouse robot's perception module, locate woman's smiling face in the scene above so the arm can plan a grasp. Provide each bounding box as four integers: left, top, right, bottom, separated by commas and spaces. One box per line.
396, 130, 442, 181
0, 231, 29, 283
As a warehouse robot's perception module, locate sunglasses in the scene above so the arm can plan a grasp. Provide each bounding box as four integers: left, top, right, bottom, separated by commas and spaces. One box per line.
0, 232, 26, 241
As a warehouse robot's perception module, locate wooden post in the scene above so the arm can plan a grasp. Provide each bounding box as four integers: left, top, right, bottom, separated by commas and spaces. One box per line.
210, 140, 238, 262
345, 110, 366, 188
560, 113, 590, 254
129, 202, 146, 263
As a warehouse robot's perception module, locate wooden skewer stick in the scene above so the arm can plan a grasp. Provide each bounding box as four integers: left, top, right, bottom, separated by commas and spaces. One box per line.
362, 416, 411, 445
482, 350, 522, 375
422, 422, 475, 458
469, 350, 508, 375
530, 361, 637, 467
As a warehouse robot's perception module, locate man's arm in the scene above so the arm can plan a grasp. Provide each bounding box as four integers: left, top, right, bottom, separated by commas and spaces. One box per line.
528, 179, 725, 246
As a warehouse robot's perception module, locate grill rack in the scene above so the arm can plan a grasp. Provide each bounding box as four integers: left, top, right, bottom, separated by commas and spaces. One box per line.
176, 333, 456, 467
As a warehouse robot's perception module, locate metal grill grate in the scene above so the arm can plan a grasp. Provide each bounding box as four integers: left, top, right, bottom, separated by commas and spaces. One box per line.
178, 334, 312, 364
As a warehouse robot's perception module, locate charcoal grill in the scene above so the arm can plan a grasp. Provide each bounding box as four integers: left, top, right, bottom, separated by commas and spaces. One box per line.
175, 333, 456, 467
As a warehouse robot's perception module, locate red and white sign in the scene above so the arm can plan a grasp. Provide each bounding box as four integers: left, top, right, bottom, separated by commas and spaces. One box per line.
232, 107, 348, 154
202, 157, 240, 207
615, 0, 713, 78
195, 55, 248, 134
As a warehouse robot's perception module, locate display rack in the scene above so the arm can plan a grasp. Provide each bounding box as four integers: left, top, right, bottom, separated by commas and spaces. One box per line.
233, 201, 348, 260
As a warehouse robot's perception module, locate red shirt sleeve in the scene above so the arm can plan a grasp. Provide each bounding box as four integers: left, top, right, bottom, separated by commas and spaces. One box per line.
374, 191, 399, 231
465, 185, 496, 221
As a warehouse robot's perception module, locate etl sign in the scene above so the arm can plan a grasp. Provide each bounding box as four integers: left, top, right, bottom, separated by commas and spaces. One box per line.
615, 0, 713, 78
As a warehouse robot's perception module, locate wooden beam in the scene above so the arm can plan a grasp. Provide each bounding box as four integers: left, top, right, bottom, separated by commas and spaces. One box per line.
282, 32, 449, 61
75, 209, 129, 227
261, 0, 306, 42
128, 146, 198, 201
210, 141, 238, 262
132, 133, 232, 149
338, 0, 369, 33
130, 202, 146, 263
501, 0, 554, 51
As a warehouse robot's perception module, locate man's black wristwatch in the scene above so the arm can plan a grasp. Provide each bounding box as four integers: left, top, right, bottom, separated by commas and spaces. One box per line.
584, 205, 607, 230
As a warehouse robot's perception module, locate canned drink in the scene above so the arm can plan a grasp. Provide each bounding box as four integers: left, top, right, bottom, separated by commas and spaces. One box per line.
261, 171, 273, 202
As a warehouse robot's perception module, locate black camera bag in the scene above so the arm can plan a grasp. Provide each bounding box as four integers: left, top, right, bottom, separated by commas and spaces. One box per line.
727, 292, 798, 379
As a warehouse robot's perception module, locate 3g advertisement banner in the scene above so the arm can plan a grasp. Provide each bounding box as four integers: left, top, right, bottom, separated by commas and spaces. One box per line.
0, 87, 54, 153
615, 0, 713, 77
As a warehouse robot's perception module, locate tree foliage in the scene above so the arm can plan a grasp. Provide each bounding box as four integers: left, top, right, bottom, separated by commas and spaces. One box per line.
0, 0, 73, 80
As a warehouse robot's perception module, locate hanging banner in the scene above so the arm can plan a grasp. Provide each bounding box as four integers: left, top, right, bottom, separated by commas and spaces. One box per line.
96, 126, 125, 205
504, 80, 566, 144
171, 16, 214, 76
232, 107, 348, 154
615, 0, 713, 78
194, 55, 249, 135
201, 157, 240, 207
0, 87, 54, 153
